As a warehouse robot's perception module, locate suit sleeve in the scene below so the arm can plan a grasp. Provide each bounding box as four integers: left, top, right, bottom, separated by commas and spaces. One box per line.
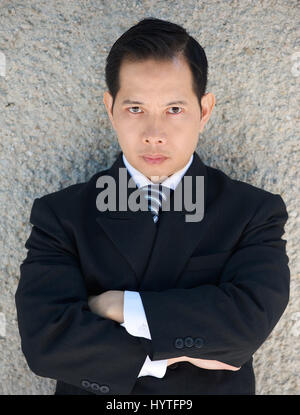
138, 193, 290, 367
15, 197, 149, 395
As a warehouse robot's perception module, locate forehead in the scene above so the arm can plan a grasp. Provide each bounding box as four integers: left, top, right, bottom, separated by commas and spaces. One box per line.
118, 55, 194, 95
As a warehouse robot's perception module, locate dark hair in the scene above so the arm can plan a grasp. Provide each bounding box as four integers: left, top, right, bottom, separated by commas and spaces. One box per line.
105, 17, 208, 117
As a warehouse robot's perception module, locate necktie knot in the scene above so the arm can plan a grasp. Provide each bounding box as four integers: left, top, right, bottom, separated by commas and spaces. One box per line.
139, 184, 173, 223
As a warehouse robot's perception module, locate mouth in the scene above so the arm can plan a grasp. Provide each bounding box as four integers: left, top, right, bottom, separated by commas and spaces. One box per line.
141, 154, 169, 165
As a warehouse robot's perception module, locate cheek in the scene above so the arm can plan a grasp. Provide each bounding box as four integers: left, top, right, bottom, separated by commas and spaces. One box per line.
113, 116, 137, 140
117, 133, 137, 153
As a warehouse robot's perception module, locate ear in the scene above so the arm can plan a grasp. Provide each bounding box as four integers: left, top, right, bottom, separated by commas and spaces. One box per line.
103, 91, 116, 130
199, 92, 215, 133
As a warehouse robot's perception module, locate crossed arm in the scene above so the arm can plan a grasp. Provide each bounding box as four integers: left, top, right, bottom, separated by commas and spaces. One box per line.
88, 290, 240, 371
16, 192, 289, 394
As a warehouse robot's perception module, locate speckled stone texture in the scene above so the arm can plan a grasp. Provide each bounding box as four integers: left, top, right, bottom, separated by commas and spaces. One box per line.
0, 0, 299, 395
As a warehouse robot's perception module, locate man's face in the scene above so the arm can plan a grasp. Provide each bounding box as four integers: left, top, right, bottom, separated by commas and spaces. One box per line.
103, 54, 215, 182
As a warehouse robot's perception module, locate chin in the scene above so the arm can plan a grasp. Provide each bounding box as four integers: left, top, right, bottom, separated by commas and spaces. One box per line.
135, 156, 172, 178
144, 168, 171, 181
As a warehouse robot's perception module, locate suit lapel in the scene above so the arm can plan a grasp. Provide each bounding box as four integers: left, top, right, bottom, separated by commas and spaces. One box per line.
95, 152, 157, 280
95, 151, 207, 289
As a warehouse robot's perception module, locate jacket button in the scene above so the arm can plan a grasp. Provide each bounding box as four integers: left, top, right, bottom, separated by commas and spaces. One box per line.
174, 338, 184, 349
194, 337, 204, 348
184, 336, 194, 347
81, 379, 90, 388
91, 382, 101, 392
100, 385, 110, 393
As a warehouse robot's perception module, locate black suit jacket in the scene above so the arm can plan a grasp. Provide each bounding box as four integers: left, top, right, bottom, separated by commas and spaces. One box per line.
15, 151, 290, 395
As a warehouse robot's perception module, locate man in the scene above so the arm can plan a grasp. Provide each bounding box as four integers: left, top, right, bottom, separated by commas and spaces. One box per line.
15, 18, 290, 395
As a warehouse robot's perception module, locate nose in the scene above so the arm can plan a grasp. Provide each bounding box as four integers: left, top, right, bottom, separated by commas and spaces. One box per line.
143, 116, 167, 145
143, 136, 166, 145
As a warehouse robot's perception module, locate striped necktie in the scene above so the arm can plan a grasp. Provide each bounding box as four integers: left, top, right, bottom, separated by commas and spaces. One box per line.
139, 184, 173, 223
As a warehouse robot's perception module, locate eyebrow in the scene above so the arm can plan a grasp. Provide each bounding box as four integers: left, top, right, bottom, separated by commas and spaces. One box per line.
121, 99, 188, 106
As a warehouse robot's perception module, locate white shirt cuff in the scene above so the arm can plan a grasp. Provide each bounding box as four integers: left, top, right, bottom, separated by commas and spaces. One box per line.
137, 355, 168, 378
120, 290, 151, 339
120, 290, 168, 378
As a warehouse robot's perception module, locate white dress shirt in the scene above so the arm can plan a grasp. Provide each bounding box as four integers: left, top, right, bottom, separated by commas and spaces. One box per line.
120, 152, 194, 378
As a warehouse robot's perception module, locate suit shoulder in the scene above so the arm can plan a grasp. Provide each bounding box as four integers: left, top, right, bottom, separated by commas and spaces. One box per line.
35, 181, 86, 209
33, 167, 110, 211
206, 164, 285, 207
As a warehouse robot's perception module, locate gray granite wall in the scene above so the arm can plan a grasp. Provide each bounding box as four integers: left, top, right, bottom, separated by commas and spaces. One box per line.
0, 0, 299, 395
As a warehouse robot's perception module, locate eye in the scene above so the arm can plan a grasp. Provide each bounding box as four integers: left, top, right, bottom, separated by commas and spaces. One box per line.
168, 107, 183, 114
128, 106, 183, 114
128, 106, 142, 113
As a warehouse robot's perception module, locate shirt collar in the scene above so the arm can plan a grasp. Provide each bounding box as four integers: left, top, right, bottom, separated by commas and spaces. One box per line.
122, 152, 194, 190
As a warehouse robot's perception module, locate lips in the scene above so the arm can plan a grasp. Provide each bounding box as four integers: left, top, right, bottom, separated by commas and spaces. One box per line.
142, 154, 168, 160
142, 154, 168, 164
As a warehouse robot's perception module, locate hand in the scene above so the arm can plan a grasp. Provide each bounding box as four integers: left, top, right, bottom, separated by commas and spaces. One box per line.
167, 356, 240, 371
167, 356, 187, 366
187, 356, 240, 371
88, 290, 124, 324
